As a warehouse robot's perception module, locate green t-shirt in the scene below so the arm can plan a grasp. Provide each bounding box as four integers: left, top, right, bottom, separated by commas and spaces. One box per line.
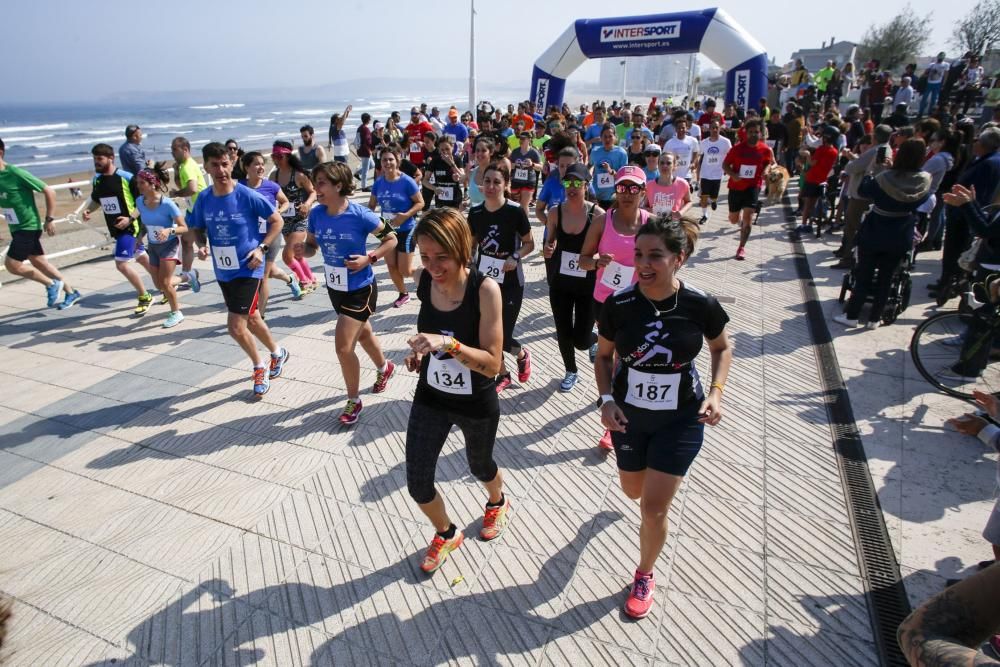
0, 164, 47, 232
177, 158, 207, 210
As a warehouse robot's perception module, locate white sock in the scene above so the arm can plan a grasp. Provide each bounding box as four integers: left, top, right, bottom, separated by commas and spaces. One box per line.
271, 347, 282, 358
701, 206, 708, 216
378, 362, 388, 373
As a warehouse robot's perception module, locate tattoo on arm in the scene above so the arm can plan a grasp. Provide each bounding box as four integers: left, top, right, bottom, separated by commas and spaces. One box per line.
899, 588, 999, 667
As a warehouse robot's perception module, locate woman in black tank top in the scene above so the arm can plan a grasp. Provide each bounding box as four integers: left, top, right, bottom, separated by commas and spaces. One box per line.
403, 208, 509, 575
270, 140, 318, 290
543, 163, 604, 391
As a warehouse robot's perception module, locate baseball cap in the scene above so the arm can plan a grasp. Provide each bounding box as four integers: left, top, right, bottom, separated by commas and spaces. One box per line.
564, 163, 590, 181
643, 144, 662, 155
125, 124, 140, 137
410, 106, 420, 115
448, 107, 459, 119
615, 165, 646, 185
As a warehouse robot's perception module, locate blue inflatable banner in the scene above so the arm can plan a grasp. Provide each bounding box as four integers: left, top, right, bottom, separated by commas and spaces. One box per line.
529, 8, 767, 113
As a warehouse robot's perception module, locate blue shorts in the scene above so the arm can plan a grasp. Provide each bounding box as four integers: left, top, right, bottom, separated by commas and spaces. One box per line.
611, 403, 705, 476
114, 235, 145, 262
395, 227, 415, 254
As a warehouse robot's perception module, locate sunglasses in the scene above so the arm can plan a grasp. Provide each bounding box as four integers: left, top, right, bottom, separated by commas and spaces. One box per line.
561, 179, 585, 188
615, 183, 643, 194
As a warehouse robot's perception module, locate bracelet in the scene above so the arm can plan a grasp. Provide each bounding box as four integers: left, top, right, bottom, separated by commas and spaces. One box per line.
710, 382, 725, 394
444, 336, 461, 355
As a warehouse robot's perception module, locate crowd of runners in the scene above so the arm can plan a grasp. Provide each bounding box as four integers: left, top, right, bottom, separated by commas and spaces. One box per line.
2, 72, 998, 631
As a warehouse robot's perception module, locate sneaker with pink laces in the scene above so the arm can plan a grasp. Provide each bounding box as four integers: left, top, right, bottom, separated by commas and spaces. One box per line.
624, 570, 655, 619
373, 360, 395, 393
598, 429, 614, 450
735, 246, 746, 260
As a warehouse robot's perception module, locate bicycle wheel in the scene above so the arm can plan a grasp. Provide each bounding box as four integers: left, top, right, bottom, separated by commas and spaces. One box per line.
910, 311, 1000, 399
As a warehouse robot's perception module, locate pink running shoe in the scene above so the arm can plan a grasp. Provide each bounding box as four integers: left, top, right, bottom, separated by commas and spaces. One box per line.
373, 360, 395, 393
624, 570, 655, 619
598, 430, 614, 450
735, 246, 746, 261
517, 348, 532, 383
495, 374, 513, 393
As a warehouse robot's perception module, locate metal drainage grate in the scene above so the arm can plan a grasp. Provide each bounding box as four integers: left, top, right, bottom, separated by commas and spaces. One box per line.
784, 194, 910, 667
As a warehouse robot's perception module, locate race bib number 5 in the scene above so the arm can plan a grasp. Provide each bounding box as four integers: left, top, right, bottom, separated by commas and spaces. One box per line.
427, 355, 472, 395
478, 254, 506, 284
212, 245, 240, 270
625, 369, 680, 410
600, 261, 635, 290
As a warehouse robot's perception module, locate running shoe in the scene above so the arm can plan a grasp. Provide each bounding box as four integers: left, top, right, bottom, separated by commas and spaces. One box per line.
393, 293, 411, 308
188, 269, 201, 294
865, 320, 880, 330
559, 372, 578, 392
495, 374, 513, 393
339, 398, 363, 425
46, 280, 63, 308
57, 290, 82, 310
598, 430, 614, 450
517, 348, 532, 383
252, 366, 270, 397
794, 224, 813, 234
735, 246, 746, 261
269, 347, 290, 379
288, 275, 303, 299
163, 311, 185, 328
624, 570, 655, 619
710, 200, 717, 211
939, 364, 981, 382
480, 496, 511, 541
589, 341, 598, 363
134, 292, 153, 316
698, 215, 708, 225
373, 360, 395, 393
420, 530, 465, 573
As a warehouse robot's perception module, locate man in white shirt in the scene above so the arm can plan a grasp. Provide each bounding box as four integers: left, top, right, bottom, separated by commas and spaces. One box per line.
893, 77, 915, 111
919, 52, 951, 117
694, 120, 732, 223
664, 119, 700, 183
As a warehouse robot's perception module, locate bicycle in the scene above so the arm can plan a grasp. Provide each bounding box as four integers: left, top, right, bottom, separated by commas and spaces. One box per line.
910, 274, 1000, 399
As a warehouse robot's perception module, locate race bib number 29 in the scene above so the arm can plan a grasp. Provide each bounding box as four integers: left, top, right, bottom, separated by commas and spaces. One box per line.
478, 255, 506, 284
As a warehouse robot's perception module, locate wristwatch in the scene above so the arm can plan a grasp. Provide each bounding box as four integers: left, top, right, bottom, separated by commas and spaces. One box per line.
597, 394, 615, 409
368, 252, 378, 265
511, 252, 520, 261
257, 243, 269, 253
44, 216, 54, 223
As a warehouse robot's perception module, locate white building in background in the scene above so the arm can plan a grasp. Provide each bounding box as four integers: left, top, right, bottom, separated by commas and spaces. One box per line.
599, 55, 699, 98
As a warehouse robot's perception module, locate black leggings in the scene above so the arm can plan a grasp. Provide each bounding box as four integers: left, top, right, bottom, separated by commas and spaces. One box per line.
501, 285, 524, 356
405, 401, 500, 505
549, 285, 596, 373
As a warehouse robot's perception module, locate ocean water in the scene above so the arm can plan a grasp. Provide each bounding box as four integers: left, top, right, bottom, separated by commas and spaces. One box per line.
0, 92, 473, 180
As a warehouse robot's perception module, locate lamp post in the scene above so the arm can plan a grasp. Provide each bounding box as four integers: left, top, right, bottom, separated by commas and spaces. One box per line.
621, 59, 627, 101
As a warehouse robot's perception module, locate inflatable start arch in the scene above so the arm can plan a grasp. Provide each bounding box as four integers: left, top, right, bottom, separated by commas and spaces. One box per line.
529, 8, 767, 112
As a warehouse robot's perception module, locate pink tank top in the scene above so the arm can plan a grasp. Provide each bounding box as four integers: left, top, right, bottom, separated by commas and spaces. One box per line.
593, 207, 650, 303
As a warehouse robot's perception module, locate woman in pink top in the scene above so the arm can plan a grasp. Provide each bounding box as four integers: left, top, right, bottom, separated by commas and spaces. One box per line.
580, 164, 651, 450
644, 153, 692, 219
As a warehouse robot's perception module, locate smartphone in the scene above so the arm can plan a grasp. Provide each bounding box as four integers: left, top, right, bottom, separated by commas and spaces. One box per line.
876, 146, 888, 163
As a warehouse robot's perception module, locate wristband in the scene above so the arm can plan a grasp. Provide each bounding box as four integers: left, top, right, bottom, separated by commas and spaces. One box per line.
710, 382, 725, 394
599, 394, 615, 407
368, 253, 378, 265
44, 215, 55, 223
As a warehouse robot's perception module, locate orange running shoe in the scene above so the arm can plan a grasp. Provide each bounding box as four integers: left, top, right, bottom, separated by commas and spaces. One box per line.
420, 530, 464, 573
480, 496, 510, 541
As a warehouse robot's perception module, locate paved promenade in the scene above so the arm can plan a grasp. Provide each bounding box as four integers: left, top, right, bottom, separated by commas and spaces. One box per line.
0, 194, 994, 666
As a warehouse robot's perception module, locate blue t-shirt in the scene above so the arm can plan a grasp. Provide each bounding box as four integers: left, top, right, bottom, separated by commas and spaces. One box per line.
643, 166, 659, 182
589, 146, 629, 200
538, 172, 567, 208
240, 178, 281, 205
584, 124, 603, 146
623, 127, 655, 145
308, 201, 381, 292
136, 195, 182, 245
187, 184, 275, 281
372, 174, 420, 232
442, 122, 469, 153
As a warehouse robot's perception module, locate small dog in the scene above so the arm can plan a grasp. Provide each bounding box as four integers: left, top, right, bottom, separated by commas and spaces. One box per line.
765, 165, 790, 205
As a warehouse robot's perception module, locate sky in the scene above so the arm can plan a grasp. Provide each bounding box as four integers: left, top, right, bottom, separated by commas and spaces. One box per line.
2, 0, 974, 103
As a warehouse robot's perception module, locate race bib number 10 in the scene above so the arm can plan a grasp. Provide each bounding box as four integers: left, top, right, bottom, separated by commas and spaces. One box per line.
212, 245, 240, 270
